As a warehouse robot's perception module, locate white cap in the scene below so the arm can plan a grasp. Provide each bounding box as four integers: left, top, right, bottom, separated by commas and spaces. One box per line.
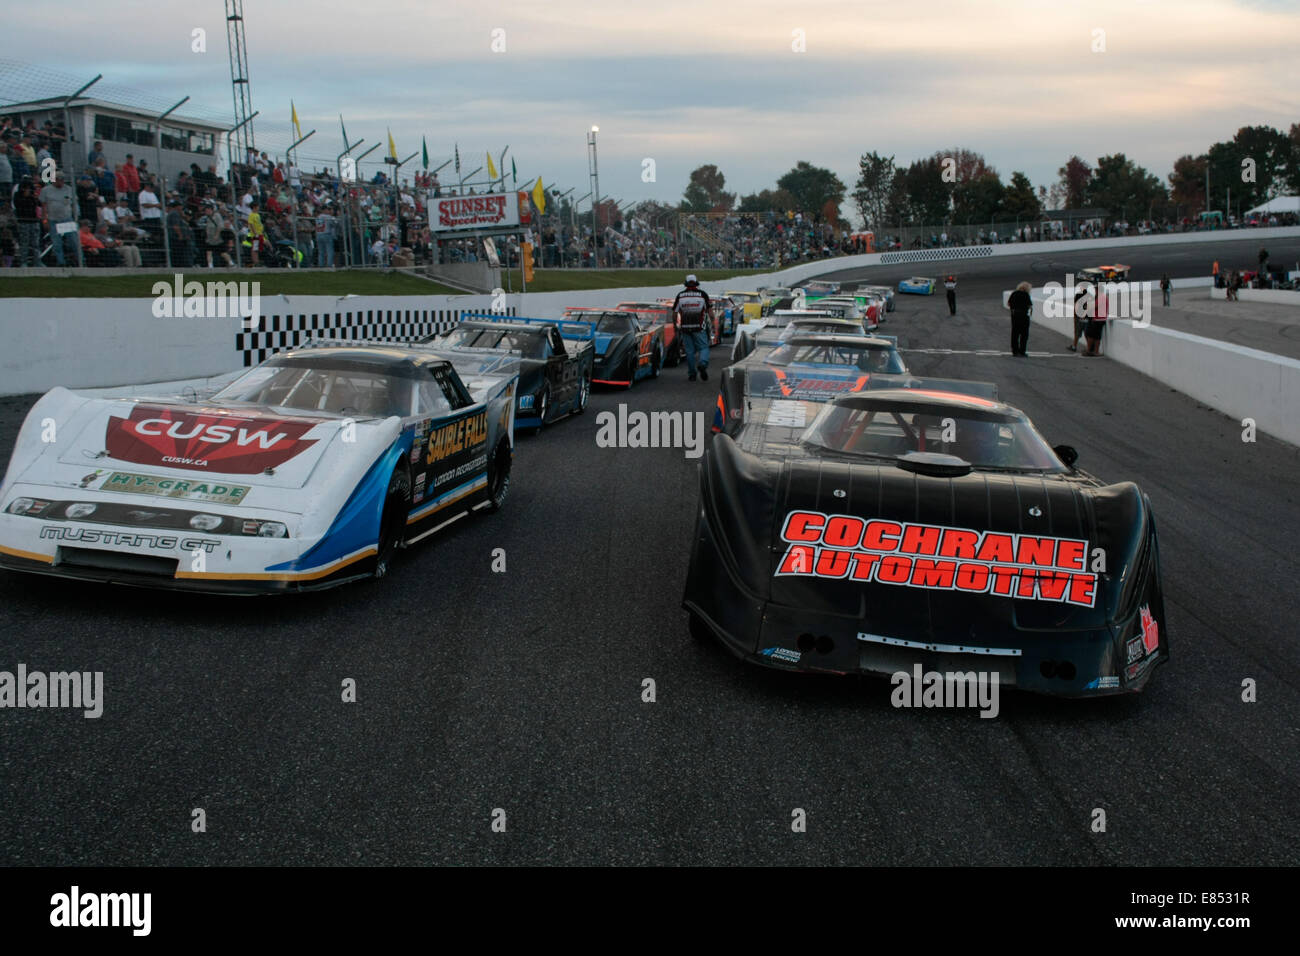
685, 274, 698, 285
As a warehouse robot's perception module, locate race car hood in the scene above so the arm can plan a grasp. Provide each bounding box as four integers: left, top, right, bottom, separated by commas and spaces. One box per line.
5, 389, 398, 498
703, 434, 1152, 640
742, 367, 998, 403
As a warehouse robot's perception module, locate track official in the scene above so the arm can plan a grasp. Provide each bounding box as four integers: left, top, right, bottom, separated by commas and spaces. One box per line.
673, 274, 713, 381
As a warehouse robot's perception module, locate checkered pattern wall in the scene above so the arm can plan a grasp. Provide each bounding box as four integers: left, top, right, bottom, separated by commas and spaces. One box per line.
236, 307, 517, 366
879, 246, 996, 265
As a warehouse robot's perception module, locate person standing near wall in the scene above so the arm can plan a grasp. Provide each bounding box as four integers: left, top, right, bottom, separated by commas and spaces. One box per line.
1007, 281, 1032, 357
944, 274, 957, 315
1160, 273, 1171, 307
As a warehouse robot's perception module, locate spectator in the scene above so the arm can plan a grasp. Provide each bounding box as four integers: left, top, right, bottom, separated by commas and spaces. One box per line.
14, 179, 41, 266
39, 171, 81, 266
245, 199, 265, 265
316, 201, 337, 267
0, 198, 16, 266
0, 142, 11, 200
1083, 284, 1107, 356
77, 219, 112, 266
1160, 273, 1171, 307
197, 201, 226, 268
1007, 280, 1032, 357
120, 155, 140, 209
88, 140, 105, 167
137, 180, 163, 247
166, 198, 193, 267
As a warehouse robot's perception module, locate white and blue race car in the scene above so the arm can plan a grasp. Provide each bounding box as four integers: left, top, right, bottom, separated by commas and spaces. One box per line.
0, 342, 518, 593
897, 276, 937, 295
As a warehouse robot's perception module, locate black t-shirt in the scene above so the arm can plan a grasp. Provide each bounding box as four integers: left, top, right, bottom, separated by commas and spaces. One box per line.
1008, 289, 1032, 317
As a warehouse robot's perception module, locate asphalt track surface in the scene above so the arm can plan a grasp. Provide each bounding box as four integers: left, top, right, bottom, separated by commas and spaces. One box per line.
1, 236, 1298, 866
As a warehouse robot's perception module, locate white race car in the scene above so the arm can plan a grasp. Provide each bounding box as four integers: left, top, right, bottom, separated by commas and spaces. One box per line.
0, 342, 518, 593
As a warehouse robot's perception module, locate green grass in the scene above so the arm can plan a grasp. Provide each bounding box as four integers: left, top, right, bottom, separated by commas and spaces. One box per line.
0, 266, 766, 298
518, 268, 763, 293
1, 270, 463, 298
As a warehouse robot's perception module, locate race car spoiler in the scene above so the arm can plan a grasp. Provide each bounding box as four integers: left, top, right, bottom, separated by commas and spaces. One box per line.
460, 312, 598, 341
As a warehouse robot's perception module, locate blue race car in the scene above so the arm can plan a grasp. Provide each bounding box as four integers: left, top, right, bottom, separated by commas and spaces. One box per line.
426, 314, 595, 432
897, 276, 937, 295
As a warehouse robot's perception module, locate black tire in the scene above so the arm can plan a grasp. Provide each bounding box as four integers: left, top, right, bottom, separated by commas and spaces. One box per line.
650, 343, 663, 378
374, 466, 411, 579
573, 373, 591, 414
625, 348, 639, 389
666, 333, 681, 367
485, 438, 511, 512
536, 385, 550, 427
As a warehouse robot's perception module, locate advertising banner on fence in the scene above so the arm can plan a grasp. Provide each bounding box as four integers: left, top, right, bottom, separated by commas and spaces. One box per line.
429, 191, 534, 234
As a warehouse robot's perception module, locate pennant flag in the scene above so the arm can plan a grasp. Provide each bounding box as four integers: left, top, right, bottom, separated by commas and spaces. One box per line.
291, 101, 302, 142
454, 143, 461, 174
511, 157, 517, 186
487, 151, 498, 181
422, 136, 429, 171
532, 177, 546, 215
339, 114, 349, 148
387, 128, 397, 160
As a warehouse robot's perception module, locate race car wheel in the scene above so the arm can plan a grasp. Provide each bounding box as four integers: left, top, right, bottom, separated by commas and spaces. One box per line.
626, 350, 639, 388
485, 438, 511, 512
574, 373, 591, 414
536, 386, 549, 427
374, 466, 411, 579
650, 343, 663, 378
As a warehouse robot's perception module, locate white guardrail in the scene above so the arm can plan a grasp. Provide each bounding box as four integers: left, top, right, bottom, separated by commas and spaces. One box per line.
2, 226, 1298, 398
1001, 278, 1300, 448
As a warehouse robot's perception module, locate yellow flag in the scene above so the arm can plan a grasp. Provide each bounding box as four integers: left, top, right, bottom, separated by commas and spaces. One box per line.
487, 151, 498, 181
291, 101, 302, 141
387, 128, 397, 160
531, 177, 546, 214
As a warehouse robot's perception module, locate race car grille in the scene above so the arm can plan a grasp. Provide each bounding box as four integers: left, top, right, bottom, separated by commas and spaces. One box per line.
56, 547, 179, 578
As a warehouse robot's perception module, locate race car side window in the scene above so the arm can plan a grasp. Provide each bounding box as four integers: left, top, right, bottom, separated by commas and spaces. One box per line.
416, 377, 451, 416
432, 366, 471, 410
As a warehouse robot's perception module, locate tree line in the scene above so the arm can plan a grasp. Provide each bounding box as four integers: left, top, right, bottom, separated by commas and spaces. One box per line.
673, 123, 1300, 229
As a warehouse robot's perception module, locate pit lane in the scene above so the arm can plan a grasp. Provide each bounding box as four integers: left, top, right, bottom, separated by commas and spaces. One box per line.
0, 236, 1296, 865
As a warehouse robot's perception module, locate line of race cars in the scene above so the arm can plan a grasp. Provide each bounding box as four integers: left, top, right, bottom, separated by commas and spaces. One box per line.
684, 278, 1167, 698
0, 274, 1166, 699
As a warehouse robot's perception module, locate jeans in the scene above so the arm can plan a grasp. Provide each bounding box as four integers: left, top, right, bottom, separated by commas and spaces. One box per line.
50, 221, 81, 266
681, 328, 709, 376
1011, 315, 1030, 355
318, 236, 335, 267
1162, 288, 1170, 306
18, 222, 42, 266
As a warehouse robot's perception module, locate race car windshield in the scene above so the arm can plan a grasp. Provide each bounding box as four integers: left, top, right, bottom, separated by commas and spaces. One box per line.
442, 327, 545, 359
213, 363, 412, 417
779, 322, 864, 340
592, 314, 635, 334
766, 342, 906, 374
801, 403, 1066, 472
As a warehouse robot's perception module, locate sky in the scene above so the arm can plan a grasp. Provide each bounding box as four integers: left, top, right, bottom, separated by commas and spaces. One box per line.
2, 0, 1297, 222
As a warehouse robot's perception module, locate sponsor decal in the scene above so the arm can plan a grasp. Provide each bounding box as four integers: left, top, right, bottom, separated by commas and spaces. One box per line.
426, 411, 488, 466
105, 406, 318, 473
1126, 636, 1146, 664
1126, 655, 1157, 682
101, 471, 250, 505
433, 454, 486, 489
775, 510, 1098, 607
765, 400, 808, 428
39, 527, 218, 551
766, 370, 871, 400
1086, 676, 1120, 690
1139, 604, 1160, 655
760, 646, 802, 664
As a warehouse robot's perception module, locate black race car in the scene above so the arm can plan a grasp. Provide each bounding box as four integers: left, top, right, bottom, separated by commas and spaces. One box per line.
425, 314, 595, 431
685, 389, 1167, 697
563, 308, 667, 387
714, 332, 996, 432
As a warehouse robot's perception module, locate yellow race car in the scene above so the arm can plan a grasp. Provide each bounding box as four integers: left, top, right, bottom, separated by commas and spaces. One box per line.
726, 290, 766, 323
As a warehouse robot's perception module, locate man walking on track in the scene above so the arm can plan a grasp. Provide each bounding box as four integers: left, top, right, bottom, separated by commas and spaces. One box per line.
673, 274, 713, 381
944, 275, 957, 315
1007, 281, 1032, 357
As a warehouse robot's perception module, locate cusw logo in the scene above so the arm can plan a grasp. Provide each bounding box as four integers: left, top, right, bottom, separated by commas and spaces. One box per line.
1140, 604, 1159, 655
